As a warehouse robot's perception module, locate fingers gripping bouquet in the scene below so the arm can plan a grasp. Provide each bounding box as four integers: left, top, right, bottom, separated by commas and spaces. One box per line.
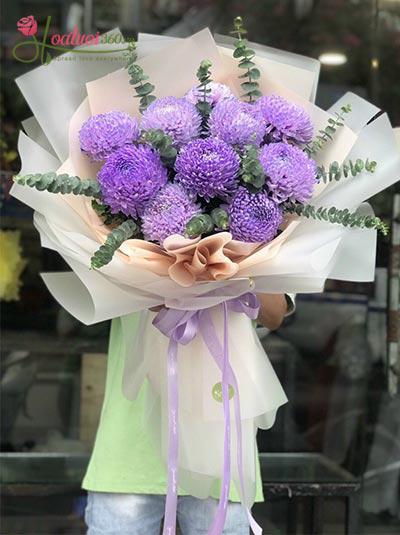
12, 17, 399, 534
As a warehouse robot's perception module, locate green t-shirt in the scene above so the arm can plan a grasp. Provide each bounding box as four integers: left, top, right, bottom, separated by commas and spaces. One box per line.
82, 313, 264, 502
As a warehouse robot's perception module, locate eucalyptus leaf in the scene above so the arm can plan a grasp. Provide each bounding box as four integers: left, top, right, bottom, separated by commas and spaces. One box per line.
14, 172, 101, 198
91, 220, 138, 269
230, 17, 261, 102
284, 202, 388, 235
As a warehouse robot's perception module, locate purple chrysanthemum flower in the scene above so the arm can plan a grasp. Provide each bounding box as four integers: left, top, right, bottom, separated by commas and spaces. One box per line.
259, 142, 316, 203
185, 82, 234, 107
208, 98, 265, 148
98, 144, 167, 218
140, 96, 202, 147
228, 187, 283, 243
256, 95, 313, 144
79, 111, 139, 161
174, 137, 240, 201
142, 183, 201, 243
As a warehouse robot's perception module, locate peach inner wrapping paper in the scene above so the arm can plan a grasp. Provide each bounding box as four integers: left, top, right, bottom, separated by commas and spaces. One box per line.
72, 192, 298, 287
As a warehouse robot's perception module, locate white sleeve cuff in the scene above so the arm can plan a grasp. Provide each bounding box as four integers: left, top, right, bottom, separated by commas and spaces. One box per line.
285, 293, 296, 316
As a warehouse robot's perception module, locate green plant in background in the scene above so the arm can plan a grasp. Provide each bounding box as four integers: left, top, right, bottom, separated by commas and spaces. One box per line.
0, 230, 27, 302
0, 137, 18, 169
230, 16, 262, 102
124, 41, 156, 113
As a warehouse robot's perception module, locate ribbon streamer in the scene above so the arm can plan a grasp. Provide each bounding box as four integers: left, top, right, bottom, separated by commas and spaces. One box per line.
153, 293, 262, 535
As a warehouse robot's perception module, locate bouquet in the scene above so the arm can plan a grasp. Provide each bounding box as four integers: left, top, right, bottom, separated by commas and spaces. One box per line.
11, 17, 399, 535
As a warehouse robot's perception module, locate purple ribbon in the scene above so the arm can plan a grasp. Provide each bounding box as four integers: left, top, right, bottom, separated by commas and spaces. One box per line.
153, 293, 262, 535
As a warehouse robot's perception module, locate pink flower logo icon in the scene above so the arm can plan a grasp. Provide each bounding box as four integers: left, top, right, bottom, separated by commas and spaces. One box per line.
17, 15, 38, 37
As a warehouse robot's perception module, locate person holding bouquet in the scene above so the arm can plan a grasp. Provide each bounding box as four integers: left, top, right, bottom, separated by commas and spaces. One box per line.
83, 293, 294, 535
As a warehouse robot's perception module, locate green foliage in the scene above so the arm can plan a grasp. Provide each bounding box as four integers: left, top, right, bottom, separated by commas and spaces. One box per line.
285, 202, 389, 235
92, 200, 126, 226
140, 129, 177, 163
240, 144, 265, 189
123, 41, 138, 65
211, 207, 229, 230
317, 158, 377, 182
196, 59, 213, 117
305, 104, 352, 155
91, 219, 138, 269
185, 214, 214, 238
14, 172, 101, 198
230, 17, 261, 102
124, 40, 156, 113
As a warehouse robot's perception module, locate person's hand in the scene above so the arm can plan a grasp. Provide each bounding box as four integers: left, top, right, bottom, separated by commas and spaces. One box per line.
256, 293, 287, 330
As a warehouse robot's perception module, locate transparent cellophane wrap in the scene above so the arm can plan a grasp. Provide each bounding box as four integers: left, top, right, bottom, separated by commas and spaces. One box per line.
11, 28, 400, 507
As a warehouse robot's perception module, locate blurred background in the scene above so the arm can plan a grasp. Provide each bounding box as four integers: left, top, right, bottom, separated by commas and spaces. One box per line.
1, 1, 399, 533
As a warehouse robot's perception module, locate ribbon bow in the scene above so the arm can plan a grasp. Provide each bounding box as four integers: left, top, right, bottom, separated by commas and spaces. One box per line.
153, 293, 262, 535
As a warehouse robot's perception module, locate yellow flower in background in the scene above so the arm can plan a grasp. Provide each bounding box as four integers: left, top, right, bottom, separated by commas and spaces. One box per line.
0, 230, 27, 301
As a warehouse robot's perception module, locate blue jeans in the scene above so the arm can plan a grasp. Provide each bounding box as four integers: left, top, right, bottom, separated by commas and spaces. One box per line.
85, 492, 250, 534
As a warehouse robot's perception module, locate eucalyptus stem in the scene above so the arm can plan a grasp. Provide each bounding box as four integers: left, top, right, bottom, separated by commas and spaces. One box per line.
211, 208, 229, 230
186, 214, 214, 238
230, 17, 261, 102
196, 59, 213, 117
124, 40, 156, 113
317, 158, 377, 183
13, 172, 101, 198
305, 104, 352, 155
139, 129, 177, 164
240, 144, 265, 189
285, 202, 389, 235
91, 219, 138, 269
92, 200, 127, 226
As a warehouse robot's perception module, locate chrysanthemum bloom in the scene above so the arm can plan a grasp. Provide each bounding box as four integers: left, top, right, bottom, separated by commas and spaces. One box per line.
256, 95, 313, 144
142, 183, 201, 243
259, 142, 316, 203
208, 98, 265, 148
185, 82, 234, 107
79, 111, 139, 161
98, 144, 167, 218
140, 96, 202, 147
175, 137, 240, 201
228, 187, 283, 243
